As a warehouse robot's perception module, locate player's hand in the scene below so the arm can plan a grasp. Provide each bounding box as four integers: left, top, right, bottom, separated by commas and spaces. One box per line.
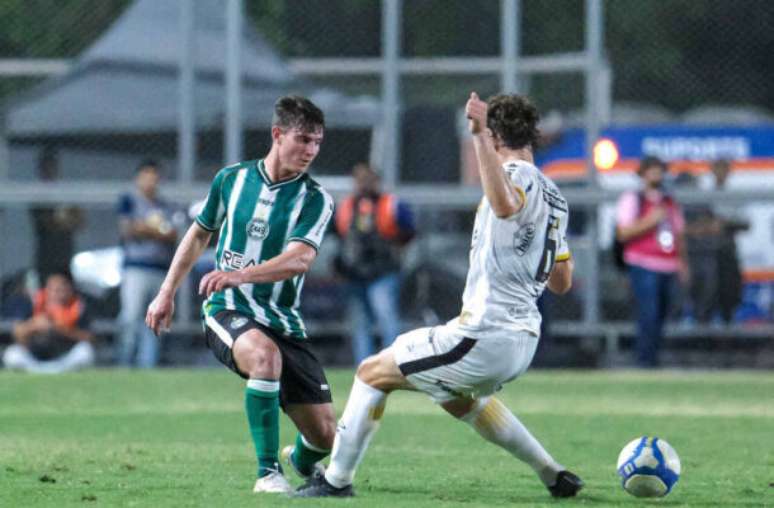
146, 292, 175, 337
198, 270, 244, 297
465, 92, 488, 135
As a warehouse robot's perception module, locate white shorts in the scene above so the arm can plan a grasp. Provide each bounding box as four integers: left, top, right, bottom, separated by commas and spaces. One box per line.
390, 325, 538, 403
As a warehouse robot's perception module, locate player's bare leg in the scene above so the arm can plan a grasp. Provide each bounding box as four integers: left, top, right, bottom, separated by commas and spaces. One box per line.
232, 330, 291, 494
294, 347, 411, 497
445, 396, 583, 497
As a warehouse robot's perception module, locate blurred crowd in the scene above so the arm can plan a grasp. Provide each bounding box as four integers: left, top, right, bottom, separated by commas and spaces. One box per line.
0, 151, 751, 372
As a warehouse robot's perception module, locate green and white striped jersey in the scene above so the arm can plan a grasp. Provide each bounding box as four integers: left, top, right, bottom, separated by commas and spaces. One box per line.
195, 159, 334, 339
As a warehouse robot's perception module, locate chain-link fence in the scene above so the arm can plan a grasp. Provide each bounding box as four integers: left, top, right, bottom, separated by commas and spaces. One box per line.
1, 0, 773, 367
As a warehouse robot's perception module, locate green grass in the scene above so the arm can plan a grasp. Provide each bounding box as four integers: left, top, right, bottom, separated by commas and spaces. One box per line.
1, 369, 773, 507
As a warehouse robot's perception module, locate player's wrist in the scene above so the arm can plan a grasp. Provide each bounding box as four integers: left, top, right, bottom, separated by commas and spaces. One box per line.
158, 286, 176, 299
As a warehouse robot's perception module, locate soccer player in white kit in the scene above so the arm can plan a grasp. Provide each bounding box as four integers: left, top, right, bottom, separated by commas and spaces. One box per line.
295, 92, 584, 499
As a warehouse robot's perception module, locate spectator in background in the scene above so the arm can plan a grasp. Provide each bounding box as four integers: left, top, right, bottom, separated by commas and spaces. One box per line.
333, 163, 415, 364
30, 147, 84, 283
2, 271, 94, 373
684, 160, 747, 323
615, 156, 688, 367
116, 160, 177, 367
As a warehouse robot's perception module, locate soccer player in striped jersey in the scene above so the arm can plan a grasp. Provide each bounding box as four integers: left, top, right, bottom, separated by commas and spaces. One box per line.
146, 96, 336, 494
295, 92, 583, 499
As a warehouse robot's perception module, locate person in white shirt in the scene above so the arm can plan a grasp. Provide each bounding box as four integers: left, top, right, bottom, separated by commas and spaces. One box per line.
295, 92, 583, 499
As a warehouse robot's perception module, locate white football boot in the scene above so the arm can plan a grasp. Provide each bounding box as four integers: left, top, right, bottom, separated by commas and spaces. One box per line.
252, 470, 292, 494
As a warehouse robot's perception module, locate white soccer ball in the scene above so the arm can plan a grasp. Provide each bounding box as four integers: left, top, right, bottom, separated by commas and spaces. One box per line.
616, 436, 681, 497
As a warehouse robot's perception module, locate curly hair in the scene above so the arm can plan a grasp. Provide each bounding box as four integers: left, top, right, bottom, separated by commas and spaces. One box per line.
272, 95, 325, 133
486, 94, 540, 150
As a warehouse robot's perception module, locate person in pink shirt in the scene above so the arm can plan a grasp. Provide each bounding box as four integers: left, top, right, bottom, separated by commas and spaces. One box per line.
615, 156, 688, 367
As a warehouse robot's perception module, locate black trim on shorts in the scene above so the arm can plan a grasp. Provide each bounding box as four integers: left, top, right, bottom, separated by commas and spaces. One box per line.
398, 337, 477, 376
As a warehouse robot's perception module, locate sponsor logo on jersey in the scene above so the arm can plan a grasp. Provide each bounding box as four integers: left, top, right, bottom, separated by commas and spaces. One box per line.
246, 218, 270, 239
507, 304, 531, 319
537, 174, 568, 212
513, 223, 536, 256
221, 249, 260, 270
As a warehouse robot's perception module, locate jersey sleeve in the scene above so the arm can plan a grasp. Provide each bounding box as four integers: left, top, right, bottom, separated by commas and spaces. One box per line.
504, 167, 535, 220
195, 169, 228, 232
615, 191, 639, 228
117, 194, 133, 219
396, 199, 416, 235
288, 187, 335, 251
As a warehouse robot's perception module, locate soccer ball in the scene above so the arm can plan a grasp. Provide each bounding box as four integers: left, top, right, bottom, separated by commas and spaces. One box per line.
616, 436, 681, 497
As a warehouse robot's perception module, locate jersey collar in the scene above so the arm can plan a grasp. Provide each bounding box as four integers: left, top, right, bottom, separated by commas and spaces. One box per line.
257, 159, 305, 189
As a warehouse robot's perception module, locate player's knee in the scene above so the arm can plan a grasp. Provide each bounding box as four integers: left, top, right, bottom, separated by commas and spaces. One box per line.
240, 344, 281, 378
356, 352, 401, 392
355, 355, 381, 386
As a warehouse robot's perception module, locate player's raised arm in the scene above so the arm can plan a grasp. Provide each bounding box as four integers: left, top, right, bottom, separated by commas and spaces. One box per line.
466, 92, 524, 218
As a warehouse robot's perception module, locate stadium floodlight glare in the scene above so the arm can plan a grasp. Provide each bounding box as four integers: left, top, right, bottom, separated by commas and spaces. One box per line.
593, 138, 619, 170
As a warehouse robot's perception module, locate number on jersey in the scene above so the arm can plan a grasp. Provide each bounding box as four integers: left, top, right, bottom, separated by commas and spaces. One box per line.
535, 215, 560, 283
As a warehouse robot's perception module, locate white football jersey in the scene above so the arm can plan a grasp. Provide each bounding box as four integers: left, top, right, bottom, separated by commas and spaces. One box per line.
447, 159, 571, 339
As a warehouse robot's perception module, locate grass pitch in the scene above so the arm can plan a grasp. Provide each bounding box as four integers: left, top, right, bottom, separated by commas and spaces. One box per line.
1, 368, 773, 507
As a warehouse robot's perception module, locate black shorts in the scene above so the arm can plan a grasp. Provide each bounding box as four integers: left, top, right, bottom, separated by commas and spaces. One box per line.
203, 310, 332, 409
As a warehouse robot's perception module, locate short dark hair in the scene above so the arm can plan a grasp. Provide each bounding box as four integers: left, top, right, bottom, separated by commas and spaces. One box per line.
136, 159, 160, 173
486, 94, 541, 150
637, 156, 668, 175
272, 95, 325, 133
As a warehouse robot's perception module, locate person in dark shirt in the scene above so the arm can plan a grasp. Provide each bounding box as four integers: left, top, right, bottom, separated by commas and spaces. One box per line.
116, 159, 177, 367
333, 163, 415, 364
30, 147, 84, 283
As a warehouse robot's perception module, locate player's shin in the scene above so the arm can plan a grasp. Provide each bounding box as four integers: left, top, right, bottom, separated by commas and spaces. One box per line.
245, 379, 282, 477
325, 377, 387, 488
461, 397, 563, 486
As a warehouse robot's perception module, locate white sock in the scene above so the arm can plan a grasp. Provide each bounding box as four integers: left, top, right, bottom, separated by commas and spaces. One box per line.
325, 377, 387, 488
461, 397, 563, 486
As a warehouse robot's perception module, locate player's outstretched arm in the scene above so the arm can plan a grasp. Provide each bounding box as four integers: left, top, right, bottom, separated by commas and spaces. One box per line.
198, 241, 317, 297
146, 222, 212, 335
546, 257, 573, 295
466, 92, 523, 218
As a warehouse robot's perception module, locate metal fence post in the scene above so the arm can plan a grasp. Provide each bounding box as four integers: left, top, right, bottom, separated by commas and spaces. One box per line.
381, 0, 402, 188
177, 0, 196, 324
225, 0, 243, 166
178, 0, 195, 183
500, 0, 520, 93
583, 0, 604, 328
